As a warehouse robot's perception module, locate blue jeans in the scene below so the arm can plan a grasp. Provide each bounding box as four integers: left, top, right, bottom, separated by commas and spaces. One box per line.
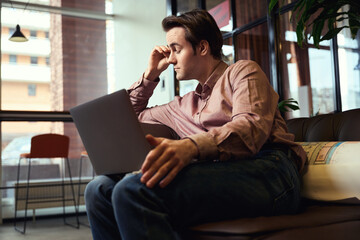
85, 148, 301, 240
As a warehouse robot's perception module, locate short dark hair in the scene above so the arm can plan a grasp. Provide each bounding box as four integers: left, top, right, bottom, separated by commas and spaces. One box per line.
162, 9, 223, 60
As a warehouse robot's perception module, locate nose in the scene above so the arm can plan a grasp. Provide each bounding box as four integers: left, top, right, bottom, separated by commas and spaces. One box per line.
167, 51, 176, 65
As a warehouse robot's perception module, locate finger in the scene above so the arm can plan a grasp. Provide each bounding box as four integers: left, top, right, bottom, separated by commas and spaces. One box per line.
150, 47, 166, 62
141, 144, 174, 182
141, 136, 166, 172
158, 45, 170, 52
153, 46, 170, 59
159, 46, 170, 57
141, 147, 162, 173
154, 45, 170, 56
159, 164, 183, 188
145, 158, 178, 188
163, 51, 170, 59
145, 134, 161, 147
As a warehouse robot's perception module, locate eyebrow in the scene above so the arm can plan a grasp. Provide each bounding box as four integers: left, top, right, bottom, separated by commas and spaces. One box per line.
168, 43, 181, 48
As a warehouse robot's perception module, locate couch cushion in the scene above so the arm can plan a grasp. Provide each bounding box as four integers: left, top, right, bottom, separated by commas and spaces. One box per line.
286, 109, 360, 142
299, 141, 360, 203
189, 205, 360, 236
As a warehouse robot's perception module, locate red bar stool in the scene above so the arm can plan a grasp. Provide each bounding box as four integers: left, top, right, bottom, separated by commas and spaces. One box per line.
14, 134, 79, 234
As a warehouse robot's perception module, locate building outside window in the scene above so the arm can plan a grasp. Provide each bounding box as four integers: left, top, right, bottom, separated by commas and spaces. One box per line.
9, 54, 17, 64
8, 27, 14, 37
30, 56, 38, 65
0, 0, 116, 220
28, 84, 37, 96
30, 30, 37, 38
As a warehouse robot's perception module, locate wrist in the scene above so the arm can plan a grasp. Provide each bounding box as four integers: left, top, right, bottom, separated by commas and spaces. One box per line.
183, 138, 199, 160
144, 69, 160, 82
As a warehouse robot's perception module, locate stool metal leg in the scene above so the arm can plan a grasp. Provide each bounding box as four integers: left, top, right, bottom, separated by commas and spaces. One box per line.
78, 154, 90, 227
14, 157, 23, 233
63, 157, 79, 228
14, 157, 31, 234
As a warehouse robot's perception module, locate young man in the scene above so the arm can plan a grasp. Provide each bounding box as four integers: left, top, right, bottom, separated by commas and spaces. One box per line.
85, 9, 306, 240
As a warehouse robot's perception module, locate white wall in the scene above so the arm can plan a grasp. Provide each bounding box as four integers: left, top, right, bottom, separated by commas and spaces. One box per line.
113, 0, 174, 106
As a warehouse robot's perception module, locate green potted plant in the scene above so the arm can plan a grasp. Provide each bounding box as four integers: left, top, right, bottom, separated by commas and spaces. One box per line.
278, 98, 300, 112
269, 0, 360, 48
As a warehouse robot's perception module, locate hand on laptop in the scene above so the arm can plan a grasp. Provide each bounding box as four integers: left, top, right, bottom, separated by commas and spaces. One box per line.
140, 134, 198, 188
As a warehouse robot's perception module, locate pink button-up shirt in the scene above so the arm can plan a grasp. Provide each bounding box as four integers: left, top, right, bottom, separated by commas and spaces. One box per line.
128, 60, 306, 172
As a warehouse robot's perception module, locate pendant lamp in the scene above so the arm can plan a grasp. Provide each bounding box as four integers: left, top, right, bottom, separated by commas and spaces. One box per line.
9, 24, 28, 42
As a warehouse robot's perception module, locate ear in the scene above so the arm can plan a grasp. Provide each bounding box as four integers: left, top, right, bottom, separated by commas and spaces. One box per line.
198, 40, 210, 56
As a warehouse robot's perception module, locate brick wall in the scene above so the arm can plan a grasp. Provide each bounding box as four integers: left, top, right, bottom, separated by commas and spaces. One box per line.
50, 0, 108, 158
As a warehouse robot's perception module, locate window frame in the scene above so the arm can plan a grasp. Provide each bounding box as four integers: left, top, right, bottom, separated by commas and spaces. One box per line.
0, 0, 115, 121
168, 0, 349, 114
0, 1, 115, 221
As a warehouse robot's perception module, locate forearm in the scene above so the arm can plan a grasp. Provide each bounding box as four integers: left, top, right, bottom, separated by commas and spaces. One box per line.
144, 68, 162, 82
188, 112, 275, 162
127, 74, 159, 115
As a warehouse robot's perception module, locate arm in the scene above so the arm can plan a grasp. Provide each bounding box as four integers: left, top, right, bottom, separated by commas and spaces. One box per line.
189, 61, 282, 161
128, 46, 198, 188
128, 46, 171, 115
138, 61, 281, 188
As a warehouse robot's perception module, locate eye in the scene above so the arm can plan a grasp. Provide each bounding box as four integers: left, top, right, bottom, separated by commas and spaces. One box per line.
174, 48, 181, 54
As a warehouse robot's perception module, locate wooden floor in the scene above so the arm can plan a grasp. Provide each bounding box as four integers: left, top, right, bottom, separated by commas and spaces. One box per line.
0, 215, 92, 240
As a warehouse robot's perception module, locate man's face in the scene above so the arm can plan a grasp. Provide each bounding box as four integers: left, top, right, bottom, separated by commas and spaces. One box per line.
166, 27, 202, 81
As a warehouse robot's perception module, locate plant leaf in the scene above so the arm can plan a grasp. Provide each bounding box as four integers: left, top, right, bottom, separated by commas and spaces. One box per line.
277, 0, 360, 47
278, 98, 300, 112
269, 0, 279, 13
312, 18, 325, 48
321, 27, 347, 41
349, 4, 360, 38
296, 21, 305, 47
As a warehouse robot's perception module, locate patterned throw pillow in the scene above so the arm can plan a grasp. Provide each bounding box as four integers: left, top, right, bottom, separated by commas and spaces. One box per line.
298, 141, 360, 204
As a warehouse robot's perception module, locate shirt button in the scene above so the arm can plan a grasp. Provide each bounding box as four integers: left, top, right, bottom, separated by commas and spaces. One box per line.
196, 112, 200, 115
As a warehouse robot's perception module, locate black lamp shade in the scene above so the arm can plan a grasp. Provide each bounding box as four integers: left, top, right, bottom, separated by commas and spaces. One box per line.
9, 24, 28, 42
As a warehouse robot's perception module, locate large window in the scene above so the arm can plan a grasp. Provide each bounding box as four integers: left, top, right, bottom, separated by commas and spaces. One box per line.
235, 23, 270, 77
338, 29, 360, 111
278, 11, 335, 118
1, 0, 114, 219
169, 0, 360, 119
1, 4, 114, 112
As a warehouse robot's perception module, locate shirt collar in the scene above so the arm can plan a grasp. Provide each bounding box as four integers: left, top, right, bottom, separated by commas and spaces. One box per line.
195, 61, 228, 99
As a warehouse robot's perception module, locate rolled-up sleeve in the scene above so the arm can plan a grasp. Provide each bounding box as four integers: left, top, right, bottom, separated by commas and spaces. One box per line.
127, 76, 159, 115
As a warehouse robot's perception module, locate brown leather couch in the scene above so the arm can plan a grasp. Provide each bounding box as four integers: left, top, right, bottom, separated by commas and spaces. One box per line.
141, 108, 360, 240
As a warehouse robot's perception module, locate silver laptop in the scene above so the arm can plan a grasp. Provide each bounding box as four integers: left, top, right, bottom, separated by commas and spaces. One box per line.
70, 89, 151, 175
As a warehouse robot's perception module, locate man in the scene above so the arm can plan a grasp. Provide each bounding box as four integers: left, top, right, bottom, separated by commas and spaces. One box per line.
85, 9, 306, 240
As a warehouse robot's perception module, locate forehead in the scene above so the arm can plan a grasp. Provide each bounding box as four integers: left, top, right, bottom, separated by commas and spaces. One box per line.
166, 27, 187, 46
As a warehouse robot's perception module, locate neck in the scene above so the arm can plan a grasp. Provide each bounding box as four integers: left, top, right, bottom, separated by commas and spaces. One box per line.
197, 58, 222, 85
